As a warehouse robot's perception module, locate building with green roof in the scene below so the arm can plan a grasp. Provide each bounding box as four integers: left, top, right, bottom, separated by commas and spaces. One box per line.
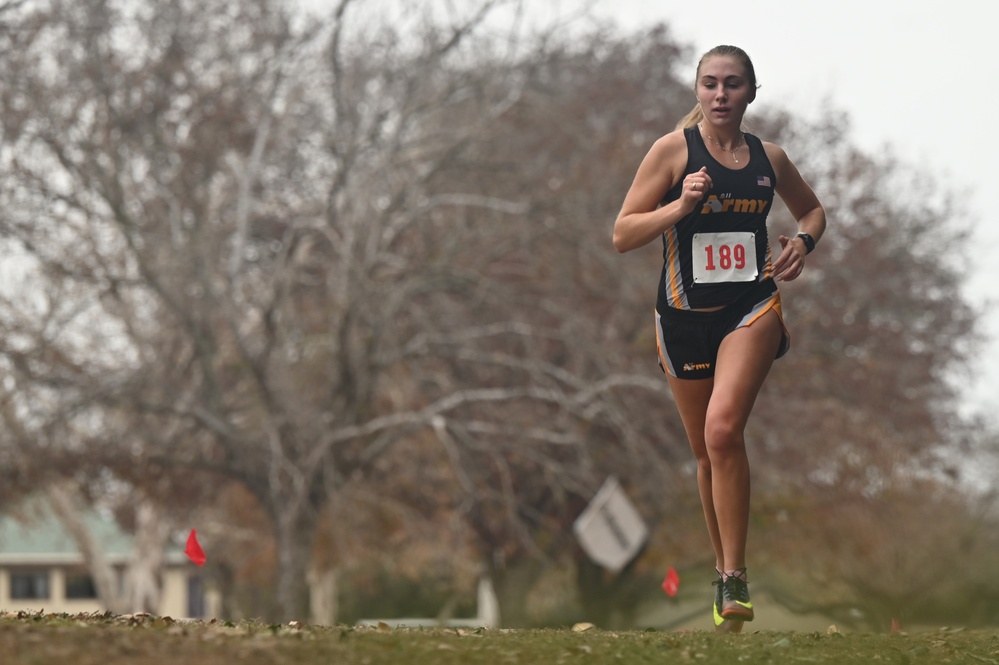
0, 496, 213, 618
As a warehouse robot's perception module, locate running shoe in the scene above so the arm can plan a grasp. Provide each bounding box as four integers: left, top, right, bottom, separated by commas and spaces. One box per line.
720, 575, 754, 622
712, 577, 745, 633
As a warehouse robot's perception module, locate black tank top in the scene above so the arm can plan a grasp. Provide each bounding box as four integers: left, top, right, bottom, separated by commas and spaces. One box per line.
656, 127, 778, 311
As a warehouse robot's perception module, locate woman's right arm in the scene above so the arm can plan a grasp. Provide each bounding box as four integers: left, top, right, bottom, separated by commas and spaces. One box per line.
612, 131, 708, 253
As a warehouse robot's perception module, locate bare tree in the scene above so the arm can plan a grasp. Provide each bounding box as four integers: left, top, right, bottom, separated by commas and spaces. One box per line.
0, 0, 991, 628
0, 0, 683, 621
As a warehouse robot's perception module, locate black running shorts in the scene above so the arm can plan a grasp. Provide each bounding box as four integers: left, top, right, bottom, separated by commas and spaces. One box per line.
655, 285, 790, 380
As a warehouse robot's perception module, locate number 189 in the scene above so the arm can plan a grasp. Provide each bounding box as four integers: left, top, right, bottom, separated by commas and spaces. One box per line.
703, 244, 746, 271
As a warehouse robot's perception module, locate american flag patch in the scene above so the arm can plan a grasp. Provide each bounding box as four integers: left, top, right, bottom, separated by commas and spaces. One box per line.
757, 175, 772, 187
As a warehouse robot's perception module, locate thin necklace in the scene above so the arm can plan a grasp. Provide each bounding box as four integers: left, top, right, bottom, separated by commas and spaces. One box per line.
699, 123, 744, 164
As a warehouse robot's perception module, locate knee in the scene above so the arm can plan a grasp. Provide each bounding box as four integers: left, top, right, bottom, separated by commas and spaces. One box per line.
704, 414, 745, 456
687, 438, 712, 471
693, 450, 712, 476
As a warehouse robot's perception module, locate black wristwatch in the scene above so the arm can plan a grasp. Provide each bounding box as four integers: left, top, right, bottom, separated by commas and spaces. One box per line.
795, 232, 816, 254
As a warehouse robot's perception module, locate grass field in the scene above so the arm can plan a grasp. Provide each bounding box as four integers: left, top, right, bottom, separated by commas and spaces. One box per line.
3, 612, 998, 664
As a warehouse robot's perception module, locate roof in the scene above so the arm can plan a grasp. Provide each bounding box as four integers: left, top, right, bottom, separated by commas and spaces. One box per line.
0, 496, 179, 566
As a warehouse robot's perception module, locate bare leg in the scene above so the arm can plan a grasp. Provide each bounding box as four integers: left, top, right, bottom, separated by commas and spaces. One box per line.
664, 375, 723, 571
706, 310, 782, 572
665, 309, 783, 629
667, 374, 740, 632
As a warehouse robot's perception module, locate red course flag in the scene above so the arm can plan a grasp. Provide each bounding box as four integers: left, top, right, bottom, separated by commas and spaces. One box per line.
185, 529, 207, 566
661, 567, 680, 597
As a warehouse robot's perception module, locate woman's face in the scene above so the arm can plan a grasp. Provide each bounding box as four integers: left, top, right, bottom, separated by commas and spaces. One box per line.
695, 55, 755, 127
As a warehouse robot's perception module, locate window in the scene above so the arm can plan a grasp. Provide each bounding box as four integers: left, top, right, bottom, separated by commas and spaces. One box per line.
10, 571, 50, 600
65, 571, 98, 599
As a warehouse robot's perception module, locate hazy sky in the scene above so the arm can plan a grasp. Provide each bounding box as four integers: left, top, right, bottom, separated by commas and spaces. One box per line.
579, 0, 999, 414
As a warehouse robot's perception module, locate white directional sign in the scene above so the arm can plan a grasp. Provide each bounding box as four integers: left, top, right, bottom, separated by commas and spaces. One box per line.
572, 476, 648, 573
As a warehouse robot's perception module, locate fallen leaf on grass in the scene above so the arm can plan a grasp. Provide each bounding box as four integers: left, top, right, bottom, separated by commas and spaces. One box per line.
571, 622, 596, 633
455, 628, 486, 637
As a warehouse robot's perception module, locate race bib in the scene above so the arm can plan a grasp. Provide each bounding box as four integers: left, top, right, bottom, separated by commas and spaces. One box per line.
692, 232, 758, 284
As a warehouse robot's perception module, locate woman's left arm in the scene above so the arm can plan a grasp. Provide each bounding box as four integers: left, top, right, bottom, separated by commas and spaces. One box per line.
765, 142, 827, 282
